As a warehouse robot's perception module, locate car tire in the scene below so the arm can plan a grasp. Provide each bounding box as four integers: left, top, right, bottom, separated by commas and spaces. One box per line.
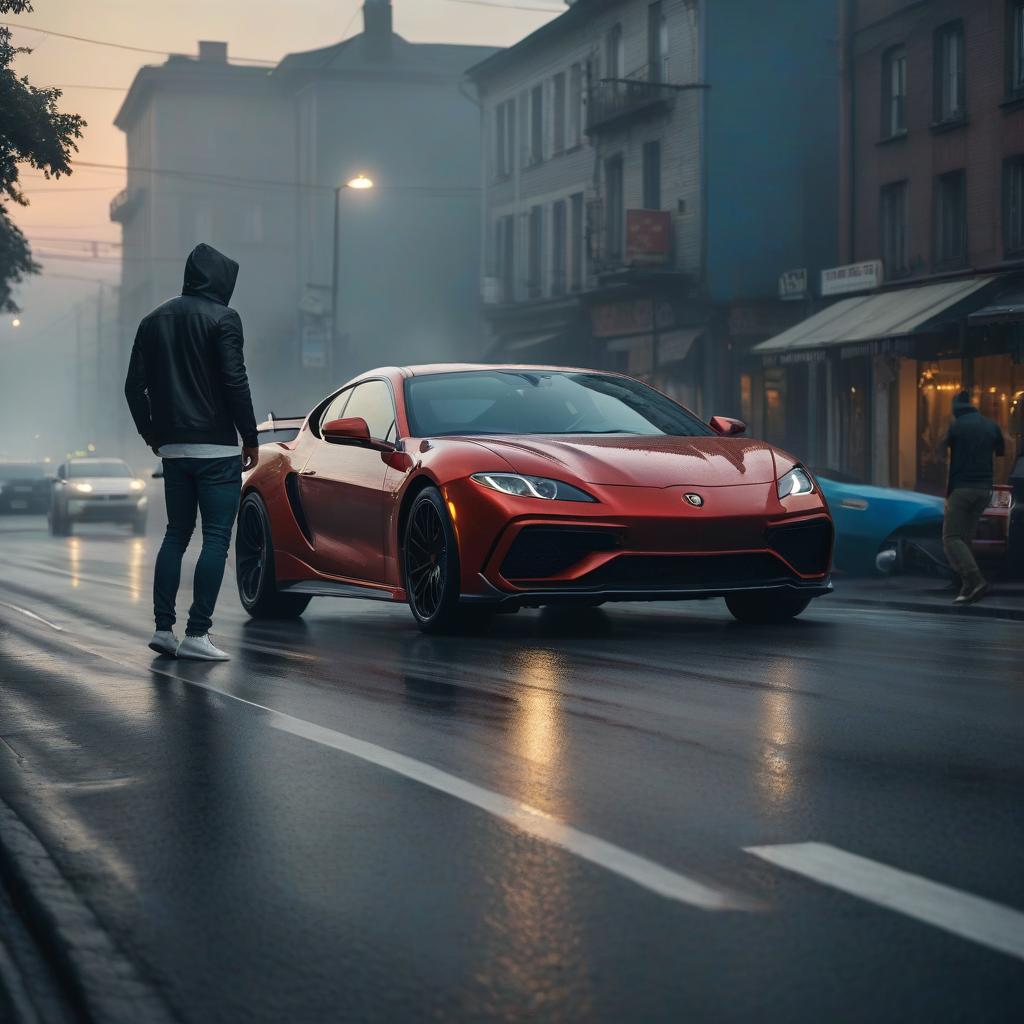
403, 487, 487, 634
49, 510, 71, 536
236, 492, 311, 620
725, 591, 811, 624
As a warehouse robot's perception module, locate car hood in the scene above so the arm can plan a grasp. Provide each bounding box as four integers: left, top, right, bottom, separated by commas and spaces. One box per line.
68, 478, 137, 495
467, 434, 778, 487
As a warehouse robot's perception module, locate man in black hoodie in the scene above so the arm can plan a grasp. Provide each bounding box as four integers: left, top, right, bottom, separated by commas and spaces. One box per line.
125, 244, 259, 660
941, 390, 1005, 605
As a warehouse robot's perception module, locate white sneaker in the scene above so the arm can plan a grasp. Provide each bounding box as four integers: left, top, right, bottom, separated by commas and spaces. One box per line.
176, 634, 230, 661
148, 630, 179, 657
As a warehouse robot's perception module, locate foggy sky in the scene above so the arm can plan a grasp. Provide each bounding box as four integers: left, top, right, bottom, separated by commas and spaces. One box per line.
0, 0, 561, 455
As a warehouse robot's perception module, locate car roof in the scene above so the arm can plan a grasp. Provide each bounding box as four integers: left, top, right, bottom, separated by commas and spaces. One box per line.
398, 363, 620, 378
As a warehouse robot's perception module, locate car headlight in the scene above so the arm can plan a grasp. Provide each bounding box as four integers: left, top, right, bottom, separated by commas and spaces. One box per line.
129, 479, 145, 491
73, 482, 93, 493
471, 472, 597, 502
777, 467, 814, 499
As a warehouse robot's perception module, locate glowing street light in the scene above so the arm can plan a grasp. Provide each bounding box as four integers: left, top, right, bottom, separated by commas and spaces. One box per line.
11, 318, 20, 328
346, 173, 374, 190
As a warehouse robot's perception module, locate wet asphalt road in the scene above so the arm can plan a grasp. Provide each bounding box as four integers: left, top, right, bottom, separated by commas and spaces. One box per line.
0, 511, 1022, 1023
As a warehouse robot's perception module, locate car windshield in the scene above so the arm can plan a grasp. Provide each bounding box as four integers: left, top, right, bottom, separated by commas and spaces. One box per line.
68, 460, 132, 478
404, 370, 713, 438
0, 463, 47, 481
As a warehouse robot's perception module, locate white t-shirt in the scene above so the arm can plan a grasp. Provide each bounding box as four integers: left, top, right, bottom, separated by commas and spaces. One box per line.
158, 444, 240, 459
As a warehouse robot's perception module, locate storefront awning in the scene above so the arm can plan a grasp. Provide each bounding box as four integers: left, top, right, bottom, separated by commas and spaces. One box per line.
753, 275, 997, 356
968, 285, 1024, 325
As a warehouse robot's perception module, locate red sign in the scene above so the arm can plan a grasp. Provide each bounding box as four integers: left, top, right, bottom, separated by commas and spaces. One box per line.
626, 209, 672, 265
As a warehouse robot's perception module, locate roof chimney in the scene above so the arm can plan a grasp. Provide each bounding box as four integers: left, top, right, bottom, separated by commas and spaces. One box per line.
362, 0, 393, 59
198, 40, 228, 63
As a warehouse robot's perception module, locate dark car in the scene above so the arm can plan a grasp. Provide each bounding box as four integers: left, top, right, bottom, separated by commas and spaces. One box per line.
0, 460, 53, 513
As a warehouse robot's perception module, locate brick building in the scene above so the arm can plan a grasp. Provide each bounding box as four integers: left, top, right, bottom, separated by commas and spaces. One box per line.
756, 0, 1024, 489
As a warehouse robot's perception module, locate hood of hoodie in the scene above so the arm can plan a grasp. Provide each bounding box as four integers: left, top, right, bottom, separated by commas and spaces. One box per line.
952, 394, 976, 418
182, 243, 238, 305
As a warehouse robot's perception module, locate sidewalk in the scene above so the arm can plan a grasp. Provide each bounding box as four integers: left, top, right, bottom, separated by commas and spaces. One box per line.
831, 576, 1024, 622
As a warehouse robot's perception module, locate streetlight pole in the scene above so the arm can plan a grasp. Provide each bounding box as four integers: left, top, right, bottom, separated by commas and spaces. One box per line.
329, 174, 374, 383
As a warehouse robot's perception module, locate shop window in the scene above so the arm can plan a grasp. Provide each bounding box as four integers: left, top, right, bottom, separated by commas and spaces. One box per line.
1010, 1, 1024, 97
839, 360, 871, 483
882, 45, 907, 137
880, 180, 909, 278
933, 170, 967, 269
1004, 156, 1024, 256
971, 355, 1022, 485
917, 361, 963, 492
933, 21, 966, 124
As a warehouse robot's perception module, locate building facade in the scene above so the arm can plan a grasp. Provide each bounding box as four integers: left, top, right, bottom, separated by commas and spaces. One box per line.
469, 0, 838, 421
756, 0, 1024, 490
112, 2, 493, 425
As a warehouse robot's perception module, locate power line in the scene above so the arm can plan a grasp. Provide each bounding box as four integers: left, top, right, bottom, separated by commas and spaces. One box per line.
0, 22, 277, 65
19, 185, 122, 194
445, 0, 565, 11
42, 83, 129, 92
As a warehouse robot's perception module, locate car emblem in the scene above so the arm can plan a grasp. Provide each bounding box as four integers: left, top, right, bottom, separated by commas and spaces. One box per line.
684, 493, 704, 507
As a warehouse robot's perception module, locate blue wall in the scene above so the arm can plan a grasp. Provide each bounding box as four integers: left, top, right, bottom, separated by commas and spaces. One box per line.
704, 0, 839, 304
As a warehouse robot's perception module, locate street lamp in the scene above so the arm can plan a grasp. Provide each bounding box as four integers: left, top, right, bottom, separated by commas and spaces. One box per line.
331, 173, 375, 379
10, 318, 20, 328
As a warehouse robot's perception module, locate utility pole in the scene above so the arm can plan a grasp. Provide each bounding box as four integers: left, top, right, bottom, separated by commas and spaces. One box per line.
75, 303, 83, 449
95, 284, 104, 450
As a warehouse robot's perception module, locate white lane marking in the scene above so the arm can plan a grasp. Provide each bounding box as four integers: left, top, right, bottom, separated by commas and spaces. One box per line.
0, 613, 748, 912
746, 842, 1024, 962
0, 600, 64, 631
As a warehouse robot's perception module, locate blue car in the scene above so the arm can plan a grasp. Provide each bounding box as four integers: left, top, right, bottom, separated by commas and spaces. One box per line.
812, 469, 946, 576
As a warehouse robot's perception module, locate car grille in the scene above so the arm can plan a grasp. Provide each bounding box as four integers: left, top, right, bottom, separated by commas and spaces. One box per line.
500, 527, 620, 581
766, 519, 833, 575
574, 552, 794, 590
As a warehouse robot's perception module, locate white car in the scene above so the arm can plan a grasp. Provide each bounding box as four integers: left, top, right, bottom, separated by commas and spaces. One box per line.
50, 457, 149, 536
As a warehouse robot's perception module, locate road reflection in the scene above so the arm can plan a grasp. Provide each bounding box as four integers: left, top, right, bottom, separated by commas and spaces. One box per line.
128, 538, 146, 602
68, 535, 81, 588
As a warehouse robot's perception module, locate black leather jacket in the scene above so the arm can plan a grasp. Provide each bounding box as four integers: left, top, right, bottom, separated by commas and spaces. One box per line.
124, 244, 258, 450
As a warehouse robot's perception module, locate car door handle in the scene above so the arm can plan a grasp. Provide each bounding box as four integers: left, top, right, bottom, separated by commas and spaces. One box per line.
300, 470, 317, 477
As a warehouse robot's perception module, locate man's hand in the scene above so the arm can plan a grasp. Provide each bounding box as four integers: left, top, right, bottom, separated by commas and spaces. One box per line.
242, 446, 260, 472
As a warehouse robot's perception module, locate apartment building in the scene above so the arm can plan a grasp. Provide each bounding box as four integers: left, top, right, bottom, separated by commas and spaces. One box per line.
756, 0, 1024, 489
469, 0, 839, 419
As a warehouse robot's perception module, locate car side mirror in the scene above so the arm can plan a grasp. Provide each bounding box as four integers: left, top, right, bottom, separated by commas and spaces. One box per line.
323, 417, 372, 446
151, 469, 164, 480
710, 415, 747, 437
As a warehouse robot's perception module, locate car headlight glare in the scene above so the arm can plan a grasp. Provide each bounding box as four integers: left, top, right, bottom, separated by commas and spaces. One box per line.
73, 482, 93, 493
471, 473, 596, 502
777, 467, 814, 499
130, 479, 145, 491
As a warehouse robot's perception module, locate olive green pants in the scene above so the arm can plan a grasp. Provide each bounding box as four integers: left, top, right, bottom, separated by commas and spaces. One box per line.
942, 487, 990, 587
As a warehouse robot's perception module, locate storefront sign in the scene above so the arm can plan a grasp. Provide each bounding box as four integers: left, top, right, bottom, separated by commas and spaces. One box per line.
591, 298, 675, 339
301, 324, 328, 369
626, 210, 672, 266
821, 260, 883, 297
778, 268, 808, 301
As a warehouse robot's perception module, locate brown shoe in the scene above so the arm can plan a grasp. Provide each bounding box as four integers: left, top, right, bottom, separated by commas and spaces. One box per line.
953, 581, 989, 606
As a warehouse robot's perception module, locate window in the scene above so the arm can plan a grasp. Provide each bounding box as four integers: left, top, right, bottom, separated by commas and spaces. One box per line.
642, 140, 661, 209
320, 390, 352, 432
1011, 2, 1024, 95
1004, 157, 1024, 255
606, 23, 623, 82
933, 170, 967, 267
529, 84, 544, 164
495, 215, 515, 301
605, 154, 624, 263
570, 192, 584, 291
528, 205, 543, 297
494, 98, 515, 178
569, 63, 583, 147
551, 200, 567, 296
648, 1, 668, 82
882, 46, 907, 136
880, 180, 909, 278
934, 21, 965, 123
341, 380, 396, 442
552, 72, 566, 155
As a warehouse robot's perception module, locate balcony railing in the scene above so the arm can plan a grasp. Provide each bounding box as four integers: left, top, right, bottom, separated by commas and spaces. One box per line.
110, 188, 144, 224
587, 64, 670, 134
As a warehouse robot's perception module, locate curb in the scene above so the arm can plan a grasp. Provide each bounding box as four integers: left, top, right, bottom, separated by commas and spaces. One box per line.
832, 595, 1024, 622
0, 797, 179, 1024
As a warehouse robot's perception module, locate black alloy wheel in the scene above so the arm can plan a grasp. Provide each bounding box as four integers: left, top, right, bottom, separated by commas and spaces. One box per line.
403, 487, 485, 633
236, 493, 310, 619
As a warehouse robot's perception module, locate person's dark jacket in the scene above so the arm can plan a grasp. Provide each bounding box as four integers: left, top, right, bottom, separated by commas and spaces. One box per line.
124, 243, 258, 450
942, 393, 1005, 494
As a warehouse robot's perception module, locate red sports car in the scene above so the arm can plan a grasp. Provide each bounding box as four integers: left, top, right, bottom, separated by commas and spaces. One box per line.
236, 365, 833, 632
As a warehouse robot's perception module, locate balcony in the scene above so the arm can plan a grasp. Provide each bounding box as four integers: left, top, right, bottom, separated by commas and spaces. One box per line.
587, 64, 670, 134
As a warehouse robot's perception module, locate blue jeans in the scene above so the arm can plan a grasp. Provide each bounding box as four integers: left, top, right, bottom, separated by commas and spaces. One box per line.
154, 456, 241, 636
